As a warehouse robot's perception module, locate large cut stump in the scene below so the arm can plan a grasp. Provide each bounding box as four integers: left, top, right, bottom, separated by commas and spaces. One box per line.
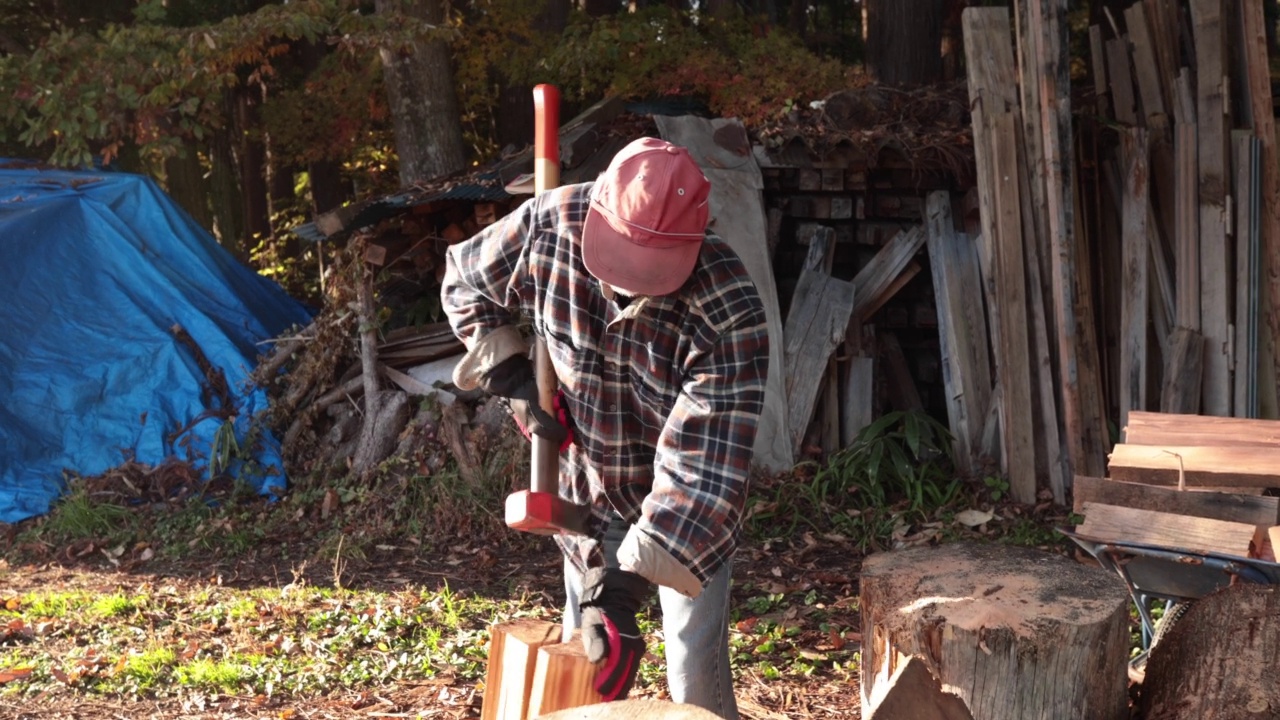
860, 542, 1130, 720
536, 700, 720, 719
1142, 584, 1280, 719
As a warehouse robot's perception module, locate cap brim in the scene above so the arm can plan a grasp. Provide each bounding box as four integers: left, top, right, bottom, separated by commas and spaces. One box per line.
582, 206, 700, 297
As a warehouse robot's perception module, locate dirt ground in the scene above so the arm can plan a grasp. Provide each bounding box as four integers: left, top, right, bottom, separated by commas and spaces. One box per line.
0, 529, 867, 720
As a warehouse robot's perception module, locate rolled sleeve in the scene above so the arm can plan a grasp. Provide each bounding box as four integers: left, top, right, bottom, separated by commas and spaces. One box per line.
440, 198, 538, 348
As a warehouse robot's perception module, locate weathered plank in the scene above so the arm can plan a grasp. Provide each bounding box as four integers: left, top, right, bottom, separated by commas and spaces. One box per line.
926, 191, 992, 474
964, 7, 1037, 500
1161, 327, 1205, 413
1120, 127, 1150, 429
783, 227, 856, 455
841, 356, 875, 447
851, 226, 926, 324
1190, 0, 1232, 416
880, 332, 923, 412
1073, 475, 1280, 526
1234, 131, 1260, 418
1241, 0, 1280, 417
1174, 121, 1201, 329
1032, 0, 1108, 479
1104, 37, 1137, 125
990, 110, 1037, 503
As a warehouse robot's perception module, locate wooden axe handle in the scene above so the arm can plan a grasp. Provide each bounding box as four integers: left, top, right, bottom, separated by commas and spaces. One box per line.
530, 84, 561, 496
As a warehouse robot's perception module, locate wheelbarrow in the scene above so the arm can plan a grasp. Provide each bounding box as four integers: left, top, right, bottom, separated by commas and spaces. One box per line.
1056, 526, 1280, 681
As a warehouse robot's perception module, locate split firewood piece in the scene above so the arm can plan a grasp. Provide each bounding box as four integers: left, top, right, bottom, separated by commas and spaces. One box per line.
481, 619, 561, 720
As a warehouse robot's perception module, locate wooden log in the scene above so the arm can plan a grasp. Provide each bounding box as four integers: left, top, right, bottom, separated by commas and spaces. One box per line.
1190, 0, 1232, 417
860, 542, 1130, 720
925, 192, 992, 475
1120, 127, 1150, 430
536, 700, 721, 720
1107, 443, 1280, 488
1077, 502, 1259, 558
527, 633, 605, 717
1143, 585, 1280, 719
865, 655, 974, 720
482, 619, 562, 720
1072, 475, 1280, 526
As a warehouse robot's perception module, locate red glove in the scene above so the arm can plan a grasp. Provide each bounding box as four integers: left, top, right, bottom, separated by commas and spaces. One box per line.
511, 389, 574, 452
478, 355, 574, 451
579, 568, 650, 700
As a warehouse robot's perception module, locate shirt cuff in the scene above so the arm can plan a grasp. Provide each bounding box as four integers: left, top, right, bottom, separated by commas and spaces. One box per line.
617, 524, 703, 599
451, 325, 527, 390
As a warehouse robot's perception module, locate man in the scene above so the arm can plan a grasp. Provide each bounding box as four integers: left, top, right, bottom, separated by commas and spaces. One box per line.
441, 136, 768, 719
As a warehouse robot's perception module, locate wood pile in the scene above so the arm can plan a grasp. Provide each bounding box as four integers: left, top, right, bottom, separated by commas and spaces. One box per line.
1074, 410, 1280, 561
1082, 0, 1280, 427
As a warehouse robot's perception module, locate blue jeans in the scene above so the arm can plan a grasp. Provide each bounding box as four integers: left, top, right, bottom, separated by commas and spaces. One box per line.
561, 517, 738, 720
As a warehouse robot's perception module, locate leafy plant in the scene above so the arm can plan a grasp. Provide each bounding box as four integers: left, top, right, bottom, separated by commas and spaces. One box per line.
747, 410, 959, 550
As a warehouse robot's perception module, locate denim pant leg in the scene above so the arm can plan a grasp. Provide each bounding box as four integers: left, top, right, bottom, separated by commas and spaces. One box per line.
562, 517, 738, 720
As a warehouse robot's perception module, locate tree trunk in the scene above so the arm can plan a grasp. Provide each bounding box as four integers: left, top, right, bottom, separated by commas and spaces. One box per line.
494, 0, 571, 151
1143, 584, 1280, 719
209, 112, 246, 257
864, 0, 944, 86
235, 87, 271, 247
375, 0, 467, 187
308, 159, 349, 216
860, 542, 1131, 720
163, 137, 213, 231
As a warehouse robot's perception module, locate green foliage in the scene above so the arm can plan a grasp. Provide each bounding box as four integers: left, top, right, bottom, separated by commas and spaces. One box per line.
747, 411, 960, 549
560, 9, 853, 124
0, 0, 447, 168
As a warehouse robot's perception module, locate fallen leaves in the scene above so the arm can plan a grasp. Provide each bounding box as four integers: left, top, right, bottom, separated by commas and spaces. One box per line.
0, 667, 32, 683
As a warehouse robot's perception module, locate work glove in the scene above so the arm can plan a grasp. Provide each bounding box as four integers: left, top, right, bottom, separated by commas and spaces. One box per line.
579, 567, 651, 701
478, 354, 573, 450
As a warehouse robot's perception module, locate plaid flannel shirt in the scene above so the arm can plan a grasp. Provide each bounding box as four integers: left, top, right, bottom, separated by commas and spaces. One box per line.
441, 182, 768, 586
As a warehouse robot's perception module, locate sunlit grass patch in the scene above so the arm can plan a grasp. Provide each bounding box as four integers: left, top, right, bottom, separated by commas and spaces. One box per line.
21, 591, 91, 618
119, 646, 177, 692
90, 593, 145, 618
175, 656, 254, 692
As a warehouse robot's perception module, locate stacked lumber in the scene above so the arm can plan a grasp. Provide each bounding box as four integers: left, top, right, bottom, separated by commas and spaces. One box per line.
1084, 0, 1279, 426
960, 6, 1097, 503
1077, 410, 1280, 561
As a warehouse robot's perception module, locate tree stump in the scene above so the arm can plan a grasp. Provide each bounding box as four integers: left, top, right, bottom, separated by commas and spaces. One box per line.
536, 700, 720, 720
1142, 584, 1280, 719
860, 542, 1130, 720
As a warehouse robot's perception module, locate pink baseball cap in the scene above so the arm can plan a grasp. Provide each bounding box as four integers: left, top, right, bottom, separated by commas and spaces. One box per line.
583, 137, 711, 296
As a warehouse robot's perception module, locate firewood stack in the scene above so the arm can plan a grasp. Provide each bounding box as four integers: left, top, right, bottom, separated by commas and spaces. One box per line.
1076, 410, 1280, 562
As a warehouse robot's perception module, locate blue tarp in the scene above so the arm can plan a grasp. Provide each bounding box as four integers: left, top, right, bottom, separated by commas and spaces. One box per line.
0, 162, 313, 524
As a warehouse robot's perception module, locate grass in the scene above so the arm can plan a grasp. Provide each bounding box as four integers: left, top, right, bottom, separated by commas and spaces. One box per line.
0, 407, 1079, 714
